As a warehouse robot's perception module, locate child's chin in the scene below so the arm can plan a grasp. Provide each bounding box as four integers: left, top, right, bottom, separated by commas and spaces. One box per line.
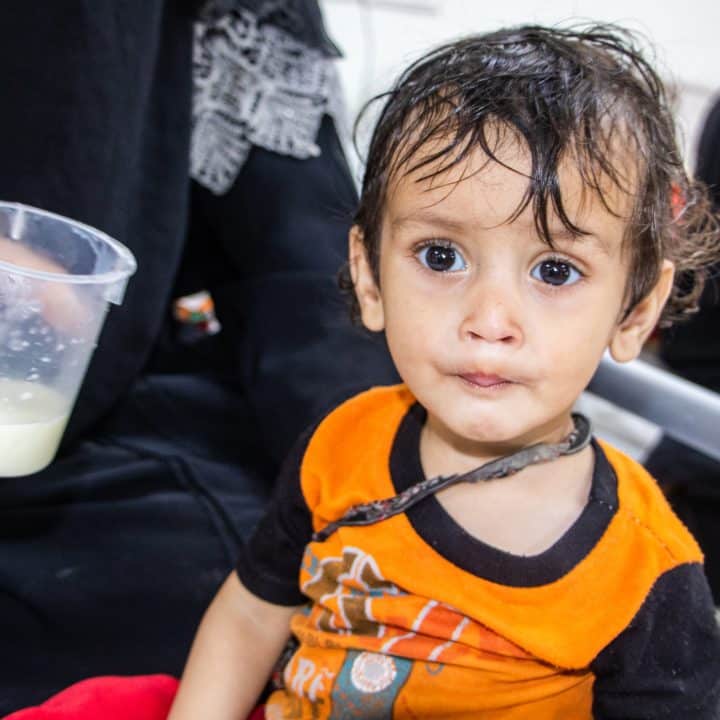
448, 417, 531, 452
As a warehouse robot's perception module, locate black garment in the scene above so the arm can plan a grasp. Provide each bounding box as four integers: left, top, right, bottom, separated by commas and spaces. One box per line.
0, 2, 396, 713
0, 376, 270, 711
0, 1, 196, 447
645, 95, 720, 600
178, 117, 396, 464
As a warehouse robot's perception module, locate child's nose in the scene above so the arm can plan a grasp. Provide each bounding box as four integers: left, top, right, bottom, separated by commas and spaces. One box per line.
459, 280, 523, 345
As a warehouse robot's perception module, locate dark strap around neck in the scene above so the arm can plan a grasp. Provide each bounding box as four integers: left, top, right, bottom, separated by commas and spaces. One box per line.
312, 413, 592, 542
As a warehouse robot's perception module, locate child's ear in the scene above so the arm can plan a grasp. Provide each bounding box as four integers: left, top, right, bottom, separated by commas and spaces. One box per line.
609, 259, 675, 363
349, 226, 385, 332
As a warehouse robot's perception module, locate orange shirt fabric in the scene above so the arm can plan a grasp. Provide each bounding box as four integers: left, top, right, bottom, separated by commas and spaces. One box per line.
236, 385, 720, 719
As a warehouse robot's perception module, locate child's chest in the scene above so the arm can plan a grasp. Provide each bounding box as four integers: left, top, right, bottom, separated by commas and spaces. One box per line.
434, 453, 593, 555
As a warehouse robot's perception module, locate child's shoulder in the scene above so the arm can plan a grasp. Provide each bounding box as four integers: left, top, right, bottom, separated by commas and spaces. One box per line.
308, 383, 413, 455
297, 384, 412, 511
325, 383, 414, 421
598, 439, 703, 565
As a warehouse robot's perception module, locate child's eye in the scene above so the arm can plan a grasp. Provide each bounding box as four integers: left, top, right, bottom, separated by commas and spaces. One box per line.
416, 244, 467, 272
530, 258, 582, 286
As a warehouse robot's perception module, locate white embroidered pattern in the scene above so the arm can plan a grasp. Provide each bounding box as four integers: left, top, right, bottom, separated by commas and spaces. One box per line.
191, 8, 344, 194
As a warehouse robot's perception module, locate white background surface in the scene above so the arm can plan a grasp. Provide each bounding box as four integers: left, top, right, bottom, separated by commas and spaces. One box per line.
320, 0, 720, 180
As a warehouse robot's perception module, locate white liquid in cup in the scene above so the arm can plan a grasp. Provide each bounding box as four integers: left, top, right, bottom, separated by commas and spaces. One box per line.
0, 379, 70, 476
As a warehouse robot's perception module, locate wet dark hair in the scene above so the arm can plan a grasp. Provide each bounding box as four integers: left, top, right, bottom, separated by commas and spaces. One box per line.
341, 23, 720, 325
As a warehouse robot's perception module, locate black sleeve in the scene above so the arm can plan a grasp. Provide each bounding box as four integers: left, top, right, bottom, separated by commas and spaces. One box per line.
591, 562, 720, 719
235, 428, 315, 605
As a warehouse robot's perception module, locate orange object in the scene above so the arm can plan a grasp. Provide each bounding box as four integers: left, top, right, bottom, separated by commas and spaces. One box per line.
173, 291, 220, 334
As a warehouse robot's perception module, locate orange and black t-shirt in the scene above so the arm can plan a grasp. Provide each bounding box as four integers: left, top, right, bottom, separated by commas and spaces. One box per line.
237, 385, 720, 718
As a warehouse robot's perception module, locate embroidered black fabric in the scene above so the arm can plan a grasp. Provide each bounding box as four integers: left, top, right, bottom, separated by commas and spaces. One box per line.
191, 4, 345, 194
198, 0, 340, 56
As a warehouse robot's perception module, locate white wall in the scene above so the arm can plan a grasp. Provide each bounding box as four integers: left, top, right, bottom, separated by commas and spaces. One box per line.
320, 0, 720, 179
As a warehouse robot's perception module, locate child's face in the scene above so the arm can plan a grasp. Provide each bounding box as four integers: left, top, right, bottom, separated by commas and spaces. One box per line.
351, 133, 673, 457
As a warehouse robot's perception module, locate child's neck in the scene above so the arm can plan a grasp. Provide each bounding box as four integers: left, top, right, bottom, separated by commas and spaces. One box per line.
419, 415, 595, 556
419, 413, 578, 479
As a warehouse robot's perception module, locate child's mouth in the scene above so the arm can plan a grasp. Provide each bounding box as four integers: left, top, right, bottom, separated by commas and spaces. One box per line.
458, 372, 511, 389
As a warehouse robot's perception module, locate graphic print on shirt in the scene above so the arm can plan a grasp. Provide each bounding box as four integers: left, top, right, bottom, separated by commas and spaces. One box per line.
300, 544, 532, 662
301, 545, 405, 637
328, 650, 413, 719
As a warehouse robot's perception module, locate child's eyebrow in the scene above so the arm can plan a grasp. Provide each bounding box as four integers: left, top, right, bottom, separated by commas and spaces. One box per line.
391, 209, 467, 234
546, 227, 612, 254
391, 209, 611, 254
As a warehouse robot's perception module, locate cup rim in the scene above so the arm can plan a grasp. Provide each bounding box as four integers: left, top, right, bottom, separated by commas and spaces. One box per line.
0, 201, 137, 285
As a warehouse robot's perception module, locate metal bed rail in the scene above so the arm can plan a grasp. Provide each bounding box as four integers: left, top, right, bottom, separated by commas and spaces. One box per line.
588, 355, 720, 462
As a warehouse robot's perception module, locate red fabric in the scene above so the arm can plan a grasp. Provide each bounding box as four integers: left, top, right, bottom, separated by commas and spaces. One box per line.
2, 675, 265, 720
3, 676, 179, 720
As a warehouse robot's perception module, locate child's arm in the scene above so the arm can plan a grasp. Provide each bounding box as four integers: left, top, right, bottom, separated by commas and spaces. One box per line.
168, 572, 301, 720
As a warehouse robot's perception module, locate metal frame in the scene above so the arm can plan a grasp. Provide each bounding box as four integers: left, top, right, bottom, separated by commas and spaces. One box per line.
588, 355, 720, 461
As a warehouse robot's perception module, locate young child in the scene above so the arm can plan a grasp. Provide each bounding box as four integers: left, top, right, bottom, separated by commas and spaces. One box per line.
169, 24, 720, 719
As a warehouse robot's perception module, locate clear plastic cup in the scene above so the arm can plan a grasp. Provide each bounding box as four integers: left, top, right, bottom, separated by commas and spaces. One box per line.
0, 202, 136, 476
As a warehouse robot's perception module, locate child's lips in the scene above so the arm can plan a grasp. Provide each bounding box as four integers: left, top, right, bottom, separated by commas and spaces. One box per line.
458, 372, 512, 388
